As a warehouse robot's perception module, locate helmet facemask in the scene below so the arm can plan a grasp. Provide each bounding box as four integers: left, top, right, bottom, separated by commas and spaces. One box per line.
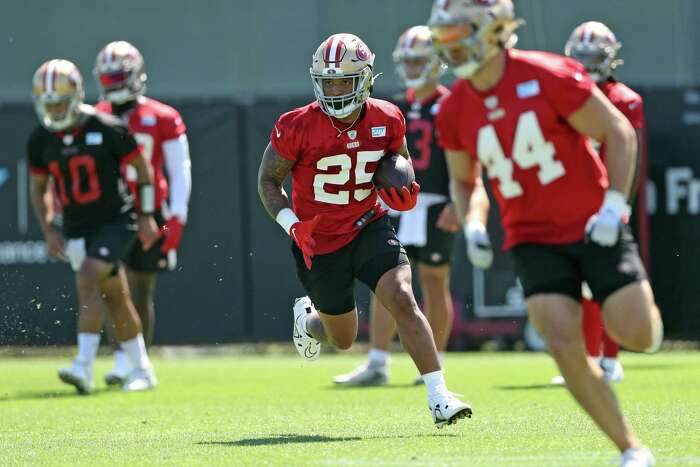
310, 65, 374, 119
94, 42, 147, 105
310, 33, 376, 119
432, 17, 521, 79
393, 25, 446, 90
32, 60, 85, 132
565, 22, 623, 82
565, 41, 622, 82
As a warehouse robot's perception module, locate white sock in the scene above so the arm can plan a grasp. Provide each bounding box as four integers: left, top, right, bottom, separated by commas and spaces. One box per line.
76, 333, 101, 366
368, 348, 389, 367
121, 333, 151, 370
422, 369, 448, 399
438, 351, 445, 365
113, 350, 131, 371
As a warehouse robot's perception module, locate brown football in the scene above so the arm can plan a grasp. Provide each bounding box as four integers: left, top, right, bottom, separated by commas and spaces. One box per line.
373, 153, 415, 191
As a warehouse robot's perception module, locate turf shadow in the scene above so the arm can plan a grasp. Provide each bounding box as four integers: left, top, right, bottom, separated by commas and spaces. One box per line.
0, 388, 109, 402
494, 383, 565, 391
198, 434, 361, 446
325, 383, 418, 391
198, 433, 458, 447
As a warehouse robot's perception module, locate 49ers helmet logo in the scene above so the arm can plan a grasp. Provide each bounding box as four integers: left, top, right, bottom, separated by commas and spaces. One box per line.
356, 42, 370, 61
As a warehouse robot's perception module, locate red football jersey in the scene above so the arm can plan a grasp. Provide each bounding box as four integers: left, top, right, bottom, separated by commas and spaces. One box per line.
436, 49, 607, 249
95, 97, 186, 208
271, 98, 406, 254
597, 80, 644, 162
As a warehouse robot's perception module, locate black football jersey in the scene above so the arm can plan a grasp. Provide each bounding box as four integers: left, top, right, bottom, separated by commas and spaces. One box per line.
27, 107, 138, 237
395, 85, 451, 198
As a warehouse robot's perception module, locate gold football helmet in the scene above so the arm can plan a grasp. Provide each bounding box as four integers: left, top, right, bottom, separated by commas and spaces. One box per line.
428, 0, 523, 79
393, 25, 445, 89
310, 33, 376, 118
565, 21, 622, 82
94, 41, 146, 104
32, 59, 85, 131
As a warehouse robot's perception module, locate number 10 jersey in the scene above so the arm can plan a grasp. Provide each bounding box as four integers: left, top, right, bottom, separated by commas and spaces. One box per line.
271, 98, 406, 255
27, 108, 139, 237
436, 49, 608, 250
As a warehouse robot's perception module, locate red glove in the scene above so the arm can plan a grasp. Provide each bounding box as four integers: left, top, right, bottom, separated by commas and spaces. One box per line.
377, 181, 420, 211
290, 215, 320, 270
161, 217, 185, 253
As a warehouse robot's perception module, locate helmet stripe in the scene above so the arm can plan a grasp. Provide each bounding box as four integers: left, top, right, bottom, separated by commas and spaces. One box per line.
45, 60, 56, 94
106, 42, 116, 65
405, 27, 420, 52
326, 35, 344, 69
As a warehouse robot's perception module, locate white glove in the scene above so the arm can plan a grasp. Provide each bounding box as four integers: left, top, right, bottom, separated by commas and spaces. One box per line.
465, 220, 493, 269
585, 190, 630, 247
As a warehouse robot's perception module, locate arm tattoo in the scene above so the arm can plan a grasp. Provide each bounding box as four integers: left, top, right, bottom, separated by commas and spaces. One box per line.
257, 143, 295, 219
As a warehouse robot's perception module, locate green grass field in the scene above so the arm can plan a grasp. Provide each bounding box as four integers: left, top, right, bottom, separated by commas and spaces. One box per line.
1, 351, 698, 466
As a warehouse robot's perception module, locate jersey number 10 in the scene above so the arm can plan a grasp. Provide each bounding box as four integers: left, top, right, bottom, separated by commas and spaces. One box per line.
477, 111, 565, 199
48, 155, 102, 205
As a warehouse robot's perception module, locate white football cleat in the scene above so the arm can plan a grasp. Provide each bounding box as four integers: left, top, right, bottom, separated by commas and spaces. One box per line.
429, 392, 472, 428
58, 361, 94, 394
413, 373, 425, 386
550, 375, 566, 385
104, 352, 132, 386
600, 358, 624, 383
293, 297, 321, 362
619, 445, 655, 467
122, 366, 157, 392
333, 362, 388, 386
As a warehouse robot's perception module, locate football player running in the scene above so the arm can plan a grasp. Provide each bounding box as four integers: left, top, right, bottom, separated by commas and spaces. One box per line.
28, 60, 158, 393
93, 41, 192, 386
429, 1, 661, 465
334, 26, 491, 387
560, 21, 647, 384
257, 33, 472, 428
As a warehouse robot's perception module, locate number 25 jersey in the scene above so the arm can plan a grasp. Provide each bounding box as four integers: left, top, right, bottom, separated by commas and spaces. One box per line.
27, 108, 139, 237
271, 98, 406, 255
436, 49, 607, 250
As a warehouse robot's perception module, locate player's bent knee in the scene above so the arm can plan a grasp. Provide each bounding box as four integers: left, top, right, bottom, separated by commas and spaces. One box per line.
545, 335, 581, 361
76, 260, 105, 289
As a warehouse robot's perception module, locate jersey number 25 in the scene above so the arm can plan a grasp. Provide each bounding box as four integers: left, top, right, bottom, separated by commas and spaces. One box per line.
477, 111, 565, 199
313, 150, 384, 205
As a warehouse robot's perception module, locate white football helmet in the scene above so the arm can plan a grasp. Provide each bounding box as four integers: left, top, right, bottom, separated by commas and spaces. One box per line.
32, 59, 85, 131
565, 21, 623, 82
428, 0, 523, 79
94, 41, 147, 104
310, 33, 376, 118
393, 25, 446, 89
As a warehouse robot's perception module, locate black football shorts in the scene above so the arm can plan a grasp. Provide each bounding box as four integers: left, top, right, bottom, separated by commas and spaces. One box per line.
126, 211, 176, 272
391, 202, 456, 267
509, 225, 647, 303
72, 213, 137, 268
291, 215, 410, 315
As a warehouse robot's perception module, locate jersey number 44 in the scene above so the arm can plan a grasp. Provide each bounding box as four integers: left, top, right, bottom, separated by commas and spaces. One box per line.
478, 111, 565, 198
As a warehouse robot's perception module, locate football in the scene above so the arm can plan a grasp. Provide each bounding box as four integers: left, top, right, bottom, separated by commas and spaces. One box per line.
373, 153, 415, 192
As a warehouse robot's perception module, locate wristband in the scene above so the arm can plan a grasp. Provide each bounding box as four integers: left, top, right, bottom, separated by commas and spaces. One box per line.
139, 184, 155, 215
603, 190, 631, 217
464, 220, 486, 238
276, 208, 299, 235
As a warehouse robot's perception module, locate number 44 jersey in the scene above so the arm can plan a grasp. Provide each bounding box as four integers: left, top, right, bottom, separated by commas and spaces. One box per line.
271, 98, 406, 254
436, 49, 608, 250
27, 107, 139, 237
